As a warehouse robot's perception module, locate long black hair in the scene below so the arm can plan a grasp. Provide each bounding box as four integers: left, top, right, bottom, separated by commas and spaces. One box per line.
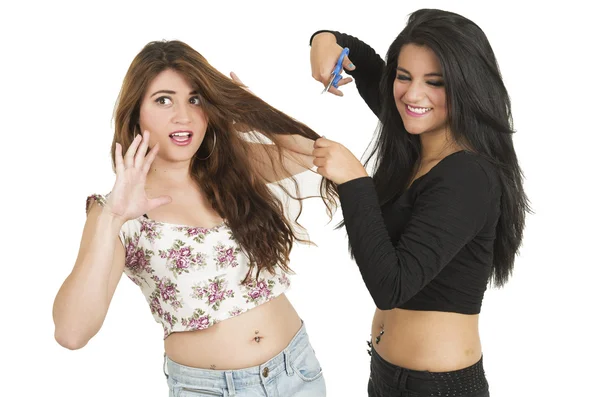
362, 8, 530, 287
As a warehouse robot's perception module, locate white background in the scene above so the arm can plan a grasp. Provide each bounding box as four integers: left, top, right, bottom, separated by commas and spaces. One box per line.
1, 0, 598, 395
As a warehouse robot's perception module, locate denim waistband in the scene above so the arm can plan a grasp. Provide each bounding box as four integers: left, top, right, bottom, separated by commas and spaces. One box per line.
164, 321, 309, 391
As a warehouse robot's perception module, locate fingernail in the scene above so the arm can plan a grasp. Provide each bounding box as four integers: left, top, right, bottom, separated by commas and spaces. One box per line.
348, 63, 355, 69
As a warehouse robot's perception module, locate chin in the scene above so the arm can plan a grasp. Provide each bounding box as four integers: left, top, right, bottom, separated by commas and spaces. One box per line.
401, 122, 427, 135
405, 128, 425, 135
161, 148, 200, 163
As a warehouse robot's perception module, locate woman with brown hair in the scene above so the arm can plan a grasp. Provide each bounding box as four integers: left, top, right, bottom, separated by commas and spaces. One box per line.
52, 40, 332, 396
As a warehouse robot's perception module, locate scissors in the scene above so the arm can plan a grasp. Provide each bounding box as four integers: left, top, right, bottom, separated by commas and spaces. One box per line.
321, 47, 350, 94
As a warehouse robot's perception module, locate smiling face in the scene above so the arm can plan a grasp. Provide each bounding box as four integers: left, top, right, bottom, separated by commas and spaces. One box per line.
139, 68, 209, 163
393, 44, 448, 136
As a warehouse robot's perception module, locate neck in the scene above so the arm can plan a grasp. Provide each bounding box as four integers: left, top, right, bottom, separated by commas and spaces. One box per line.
146, 157, 195, 189
419, 127, 461, 161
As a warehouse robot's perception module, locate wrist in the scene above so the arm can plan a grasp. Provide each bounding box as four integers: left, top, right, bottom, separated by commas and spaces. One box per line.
98, 208, 127, 231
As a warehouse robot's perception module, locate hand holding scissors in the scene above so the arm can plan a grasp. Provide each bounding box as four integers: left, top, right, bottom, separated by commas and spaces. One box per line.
321, 47, 352, 94
310, 32, 355, 95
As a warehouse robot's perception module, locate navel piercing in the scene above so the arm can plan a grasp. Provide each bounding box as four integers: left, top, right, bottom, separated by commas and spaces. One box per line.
375, 329, 384, 345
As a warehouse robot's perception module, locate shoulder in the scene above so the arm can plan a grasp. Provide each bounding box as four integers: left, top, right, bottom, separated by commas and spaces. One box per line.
429, 151, 499, 188
417, 151, 501, 204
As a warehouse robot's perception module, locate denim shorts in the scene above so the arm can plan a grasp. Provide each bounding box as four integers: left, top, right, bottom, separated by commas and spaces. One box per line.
164, 322, 326, 396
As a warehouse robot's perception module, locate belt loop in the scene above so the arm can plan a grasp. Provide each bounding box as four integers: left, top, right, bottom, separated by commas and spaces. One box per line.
284, 349, 294, 376
225, 371, 236, 396
397, 368, 409, 391
163, 352, 169, 379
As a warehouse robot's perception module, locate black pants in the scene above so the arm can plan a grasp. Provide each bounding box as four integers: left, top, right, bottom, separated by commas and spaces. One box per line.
367, 346, 489, 397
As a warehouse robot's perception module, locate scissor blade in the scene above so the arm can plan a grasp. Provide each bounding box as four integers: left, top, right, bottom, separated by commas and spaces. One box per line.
321, 74, 335, 94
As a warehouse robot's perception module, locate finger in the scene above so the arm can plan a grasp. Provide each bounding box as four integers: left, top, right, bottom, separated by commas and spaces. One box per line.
134, 131, 149, 168
342, 56, 356, 71
312, 147, 328, 158
336, 76, 353, 87
230, 71, 254, 94
314, 137, 331, 148
315, 166, 328, 179
115, 143, 125, 174
124, 134, 141, 168
230, 71, 242, 84
142, 142, 160, 175
148, 195, 172, 211
328, 86, 344, 97
313, 157, 327, 168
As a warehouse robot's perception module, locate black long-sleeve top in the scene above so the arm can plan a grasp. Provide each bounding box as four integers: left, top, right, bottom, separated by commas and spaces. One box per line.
310, 31, 502, 313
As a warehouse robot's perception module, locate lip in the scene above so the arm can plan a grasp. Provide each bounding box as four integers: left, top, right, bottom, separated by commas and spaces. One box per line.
404, 104, 432, 117
169, 130, 194, 146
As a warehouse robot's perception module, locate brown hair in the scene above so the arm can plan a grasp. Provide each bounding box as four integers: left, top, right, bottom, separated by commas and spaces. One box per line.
112, 40, 337, 282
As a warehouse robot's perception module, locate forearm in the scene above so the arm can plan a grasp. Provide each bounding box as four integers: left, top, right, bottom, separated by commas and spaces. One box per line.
271, 134, 315, 156
337, 177, 405, 310
53, 211, 124, 349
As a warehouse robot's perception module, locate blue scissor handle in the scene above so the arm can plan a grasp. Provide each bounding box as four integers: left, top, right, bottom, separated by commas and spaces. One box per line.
331, 47, 350, 88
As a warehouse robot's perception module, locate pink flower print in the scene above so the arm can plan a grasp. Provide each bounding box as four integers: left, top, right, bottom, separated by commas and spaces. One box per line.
278, 273, 291, 288
141, 220, 163, 243
162, 285, 176, 300
181, 309, 213, 331
163, 312, 177, 328
188, 316, 210, 330
242, 279, 275, 305
214, 243, 240, 269
175, 226, 210, 244
160, 240, 207, 276
229, 307, 243, 317
152, 276, 183, 311
127, 275, 142, 287
124, 234, 154, 276
175, 257, 189, 270
150, 297, 162, 315
191, 276, 234, 310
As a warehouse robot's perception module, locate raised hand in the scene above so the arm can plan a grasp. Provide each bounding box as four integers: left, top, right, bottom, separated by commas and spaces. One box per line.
230, 71, 255, 94
104, 131, 172, 223
312, 137, 368, 185
310, 32, 355, 96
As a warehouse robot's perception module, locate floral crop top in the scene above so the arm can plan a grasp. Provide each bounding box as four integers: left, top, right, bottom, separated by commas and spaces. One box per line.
86, 194, 291, 339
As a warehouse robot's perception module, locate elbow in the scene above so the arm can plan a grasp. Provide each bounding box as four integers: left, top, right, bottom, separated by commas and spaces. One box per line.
373, 298, 395, 311
369, 289, 397, 310
54, 328, 90, 350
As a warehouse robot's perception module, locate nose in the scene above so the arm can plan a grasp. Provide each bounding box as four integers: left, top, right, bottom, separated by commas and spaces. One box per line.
173, 103, 191, 125
403, 81, 425, 103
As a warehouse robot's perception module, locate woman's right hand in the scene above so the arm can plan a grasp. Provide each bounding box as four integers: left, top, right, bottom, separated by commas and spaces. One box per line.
310, 32, 355, 96
104, 130, 172, 223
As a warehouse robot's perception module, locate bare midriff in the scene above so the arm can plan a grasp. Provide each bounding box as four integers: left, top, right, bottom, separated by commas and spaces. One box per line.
371, 308, 482, 372
164, 294, 302, 370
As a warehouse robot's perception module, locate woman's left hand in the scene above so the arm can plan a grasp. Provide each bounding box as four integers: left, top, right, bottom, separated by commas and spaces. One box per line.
312, 137, 369, 185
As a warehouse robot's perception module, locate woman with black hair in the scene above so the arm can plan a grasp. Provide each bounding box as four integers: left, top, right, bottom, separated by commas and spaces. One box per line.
309, 8, 530, 397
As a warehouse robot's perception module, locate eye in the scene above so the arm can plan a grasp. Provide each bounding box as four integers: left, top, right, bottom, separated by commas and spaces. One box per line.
427, 81, 444, 87
155, 96, 172, 105
189, 96, 201, 105
396, 74, 410, 81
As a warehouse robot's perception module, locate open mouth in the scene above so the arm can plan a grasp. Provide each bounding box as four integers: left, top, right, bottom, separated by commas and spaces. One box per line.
405, 104, 432, 116
169, 131, 193, 146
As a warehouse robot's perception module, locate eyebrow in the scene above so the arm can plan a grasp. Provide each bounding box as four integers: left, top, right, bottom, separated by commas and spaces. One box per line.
150, 90, 198, 97
396, 67, 443, 77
